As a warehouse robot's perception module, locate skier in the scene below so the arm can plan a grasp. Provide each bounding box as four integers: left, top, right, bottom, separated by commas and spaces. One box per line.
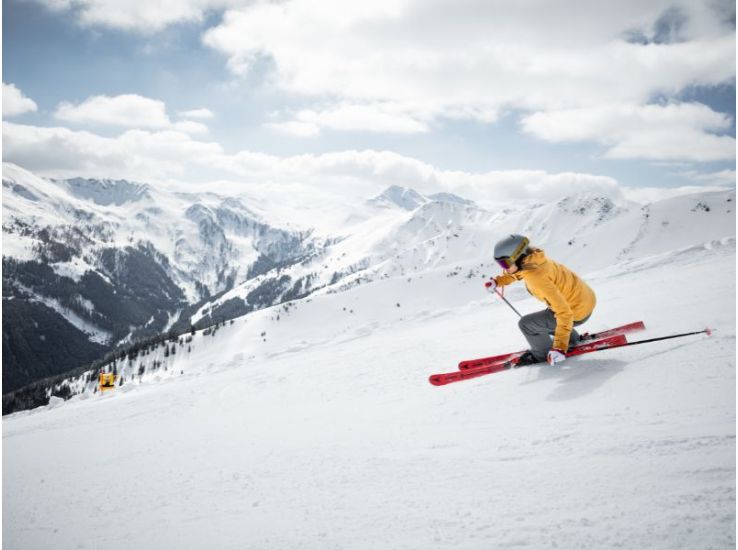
484, 234, 596, 366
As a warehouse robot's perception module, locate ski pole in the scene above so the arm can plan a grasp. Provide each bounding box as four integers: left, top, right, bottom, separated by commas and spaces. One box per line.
493, 288, 523, 318
614, 328, 712, 348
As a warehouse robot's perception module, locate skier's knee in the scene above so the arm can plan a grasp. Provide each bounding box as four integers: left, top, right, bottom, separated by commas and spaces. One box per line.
518, 315, 531, 334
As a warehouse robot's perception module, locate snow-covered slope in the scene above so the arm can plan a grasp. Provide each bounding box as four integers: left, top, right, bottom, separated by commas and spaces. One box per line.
190, 187, 735, 327
5, 161, 733, 373
4, 231, 735, 548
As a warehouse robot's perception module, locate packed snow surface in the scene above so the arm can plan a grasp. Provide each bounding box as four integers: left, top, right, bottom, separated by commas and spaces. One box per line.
4, 241, 736, 548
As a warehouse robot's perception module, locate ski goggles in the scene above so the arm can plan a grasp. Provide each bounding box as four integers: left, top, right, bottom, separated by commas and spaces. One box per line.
495, 257, 516, 270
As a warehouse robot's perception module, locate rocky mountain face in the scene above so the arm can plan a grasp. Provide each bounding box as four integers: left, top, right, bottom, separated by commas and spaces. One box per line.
2, 164, 320, 392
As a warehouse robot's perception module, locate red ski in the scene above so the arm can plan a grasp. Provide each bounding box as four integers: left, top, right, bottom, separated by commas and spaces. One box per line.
457, 321, 645, 370
430, 334, 627, 386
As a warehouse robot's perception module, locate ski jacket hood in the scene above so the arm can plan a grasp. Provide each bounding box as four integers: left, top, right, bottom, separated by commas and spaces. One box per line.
494, 249, 596, 351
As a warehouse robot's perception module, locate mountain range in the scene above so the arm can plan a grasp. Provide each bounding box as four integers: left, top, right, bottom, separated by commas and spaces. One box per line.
2, 161, 735, 402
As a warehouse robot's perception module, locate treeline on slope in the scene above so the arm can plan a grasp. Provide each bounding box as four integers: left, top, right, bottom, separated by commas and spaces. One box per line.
2, 320, 234, 415
4, 244, 186, 342
4, 242, 348, 411
2, 298, 108, 392
170, 272, 318, 334
2, 245, 188, 392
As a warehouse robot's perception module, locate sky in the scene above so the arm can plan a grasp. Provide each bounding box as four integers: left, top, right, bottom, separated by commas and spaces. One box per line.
2, 0, 736, 204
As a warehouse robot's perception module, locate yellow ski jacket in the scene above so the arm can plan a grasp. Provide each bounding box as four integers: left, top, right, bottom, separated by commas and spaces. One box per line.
494, 249, 596, 351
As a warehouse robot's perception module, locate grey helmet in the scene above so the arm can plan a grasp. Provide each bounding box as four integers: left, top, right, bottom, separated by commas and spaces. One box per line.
493, 234, 530, 269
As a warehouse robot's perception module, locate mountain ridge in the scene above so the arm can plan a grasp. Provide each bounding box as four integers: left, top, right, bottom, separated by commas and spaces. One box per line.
2, 162, 735, 397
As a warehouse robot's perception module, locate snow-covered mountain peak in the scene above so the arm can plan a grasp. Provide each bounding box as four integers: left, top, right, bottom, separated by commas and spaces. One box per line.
554, 193, 628, 222
3, 163, 75, 212
368, 185, 429, 210
428, 191, 476, 206
3, 177, 41, 204
184, 202, 218, 225
218, 197, 261, 221
59, 177, 152, 206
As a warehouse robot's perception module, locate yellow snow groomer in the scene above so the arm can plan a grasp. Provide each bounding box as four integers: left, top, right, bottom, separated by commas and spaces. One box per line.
99, 373, 117, 392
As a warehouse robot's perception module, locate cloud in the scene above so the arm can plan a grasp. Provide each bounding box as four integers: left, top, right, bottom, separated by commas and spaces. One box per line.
268, 102, 432, 136
3, 83, 39, 117
201, 0, 735, 129
32, 0, 251, 33
53, 94, 209, 135
3, 120, 627, 203
7, 119, 733, 209
172, 120, 210, 135
438, 169, 622, 204
521, 102, 736, 162
621, 184, 732, 203
676, 169, 736, 186
39, 0, 734, 46
178, 108, 215, 120
3, 122, 222, 180
54, 94, 170, 128
27, 0, 734, 164
264, 120, 321, 138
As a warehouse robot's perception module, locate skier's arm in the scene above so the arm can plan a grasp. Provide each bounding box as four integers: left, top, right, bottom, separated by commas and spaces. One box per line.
528, 275, 574, 351
493, 272, 518, 287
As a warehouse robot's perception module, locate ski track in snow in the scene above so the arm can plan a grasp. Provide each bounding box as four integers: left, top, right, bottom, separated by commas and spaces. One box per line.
3, 240, 736, 550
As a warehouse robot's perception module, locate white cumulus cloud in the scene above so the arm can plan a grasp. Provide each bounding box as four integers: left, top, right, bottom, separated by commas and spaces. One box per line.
264, 120, 321, 138
278, 103, 429, 134
202, 0, 735, 134
53, 94, 209, 135
32, 0, 252, 32
172, 120, 210, 135
54, 94, 171, 128
269, 103, 432, 136
26, 0, 735, 165
3, 83, 38, 117
178, 108, 215, 120
3, 121, 222, 180
521, 102, 736, 162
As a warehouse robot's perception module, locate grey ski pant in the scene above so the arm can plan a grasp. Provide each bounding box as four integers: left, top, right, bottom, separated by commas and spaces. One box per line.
518, 309, 591, 361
